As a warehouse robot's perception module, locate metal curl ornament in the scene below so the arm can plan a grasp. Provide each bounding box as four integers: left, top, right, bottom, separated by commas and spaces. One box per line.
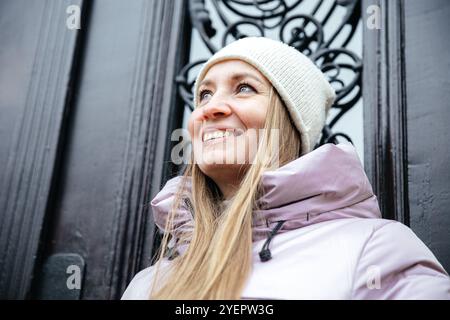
183, 0, 363, 146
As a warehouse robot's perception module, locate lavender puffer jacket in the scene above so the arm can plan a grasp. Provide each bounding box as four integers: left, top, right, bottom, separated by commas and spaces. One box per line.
122, 143, 450, 300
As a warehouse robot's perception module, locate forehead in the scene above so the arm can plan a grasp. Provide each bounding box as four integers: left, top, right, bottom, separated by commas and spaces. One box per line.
200, 59, 269, 85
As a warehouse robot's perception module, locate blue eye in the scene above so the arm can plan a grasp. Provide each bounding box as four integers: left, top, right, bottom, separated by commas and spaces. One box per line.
237, 83, 254, 93
199, 90, 212, 102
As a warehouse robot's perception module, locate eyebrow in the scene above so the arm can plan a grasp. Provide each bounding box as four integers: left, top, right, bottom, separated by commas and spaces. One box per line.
199, 72, 265, 88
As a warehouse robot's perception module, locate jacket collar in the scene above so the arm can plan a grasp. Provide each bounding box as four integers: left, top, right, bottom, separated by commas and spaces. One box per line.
151, 143, 381, 254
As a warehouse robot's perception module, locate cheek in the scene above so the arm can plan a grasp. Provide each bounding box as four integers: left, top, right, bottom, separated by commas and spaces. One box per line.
237, 97, 269, 129
238, 107, 267, 129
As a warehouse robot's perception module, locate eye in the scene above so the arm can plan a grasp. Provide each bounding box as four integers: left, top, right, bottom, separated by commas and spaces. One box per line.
237, 82, 255, 94
198, 89, 212, 102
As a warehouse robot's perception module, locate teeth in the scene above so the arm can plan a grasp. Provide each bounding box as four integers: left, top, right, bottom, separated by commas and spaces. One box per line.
203, 130, 232, 142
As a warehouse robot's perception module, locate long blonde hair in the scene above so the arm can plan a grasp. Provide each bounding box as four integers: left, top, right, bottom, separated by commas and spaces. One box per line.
149, 86, 301, 299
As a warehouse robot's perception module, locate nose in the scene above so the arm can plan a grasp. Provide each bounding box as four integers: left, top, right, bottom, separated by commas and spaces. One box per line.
199, 102, 232, 121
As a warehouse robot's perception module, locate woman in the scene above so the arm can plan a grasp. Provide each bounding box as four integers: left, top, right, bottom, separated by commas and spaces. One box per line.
122, 37, 450, 300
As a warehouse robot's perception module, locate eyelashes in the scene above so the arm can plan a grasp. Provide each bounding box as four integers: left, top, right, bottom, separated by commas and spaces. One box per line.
198, 82, 256, 102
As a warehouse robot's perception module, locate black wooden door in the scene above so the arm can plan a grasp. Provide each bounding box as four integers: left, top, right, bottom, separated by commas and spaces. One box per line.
363, 0, 450, 272
0, 0, 190, 299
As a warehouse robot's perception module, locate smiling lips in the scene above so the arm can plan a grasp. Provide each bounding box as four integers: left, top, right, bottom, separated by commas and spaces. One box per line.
203, 130, 232, 142
202, 129, 243, 142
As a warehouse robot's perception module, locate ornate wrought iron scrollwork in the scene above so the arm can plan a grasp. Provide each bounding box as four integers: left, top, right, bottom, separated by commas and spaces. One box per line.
177, 0, 362, 147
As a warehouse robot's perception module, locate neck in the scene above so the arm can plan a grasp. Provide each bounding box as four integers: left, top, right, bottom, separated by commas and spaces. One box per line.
207, 165, 250, 200
216, 180, 239, 200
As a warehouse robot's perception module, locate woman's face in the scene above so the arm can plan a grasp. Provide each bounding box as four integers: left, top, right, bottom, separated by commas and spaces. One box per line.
188, 60, 272, 197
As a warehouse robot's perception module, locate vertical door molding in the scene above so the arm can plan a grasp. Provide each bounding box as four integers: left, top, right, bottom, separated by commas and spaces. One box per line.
362, 0, 410, 224
106, 0, 191, 299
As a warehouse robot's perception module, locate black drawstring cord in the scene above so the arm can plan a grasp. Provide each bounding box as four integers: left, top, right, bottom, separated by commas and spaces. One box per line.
258, 220, 286, 262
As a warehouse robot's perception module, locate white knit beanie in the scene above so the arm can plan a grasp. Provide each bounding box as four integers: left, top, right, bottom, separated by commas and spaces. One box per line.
193, 36, 336, 156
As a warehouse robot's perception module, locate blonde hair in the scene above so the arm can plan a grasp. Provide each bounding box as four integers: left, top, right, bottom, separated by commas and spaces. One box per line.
149, 86, 301, 299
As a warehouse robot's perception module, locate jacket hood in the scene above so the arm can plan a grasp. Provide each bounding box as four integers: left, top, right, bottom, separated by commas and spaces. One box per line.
150, 143, 381, 259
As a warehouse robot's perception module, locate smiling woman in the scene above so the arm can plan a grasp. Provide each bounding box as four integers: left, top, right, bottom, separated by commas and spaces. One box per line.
189, 60, 273, 199
121, 37, 450, 300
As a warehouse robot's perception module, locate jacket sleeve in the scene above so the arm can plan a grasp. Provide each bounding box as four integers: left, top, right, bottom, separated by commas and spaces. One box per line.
121, 266, 154, 300
121, 258, 173, 300
351, 221, 450, 299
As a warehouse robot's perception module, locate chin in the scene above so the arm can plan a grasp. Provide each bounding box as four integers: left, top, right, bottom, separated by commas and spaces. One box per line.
198, 161, 249, 180
197, 148, 254, 166
198, 160, 244, 173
